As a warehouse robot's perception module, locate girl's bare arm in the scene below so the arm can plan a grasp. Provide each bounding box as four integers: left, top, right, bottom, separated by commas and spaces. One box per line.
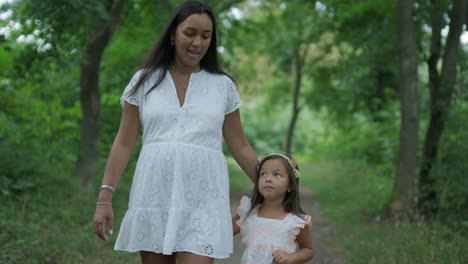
291, 225, 314, 263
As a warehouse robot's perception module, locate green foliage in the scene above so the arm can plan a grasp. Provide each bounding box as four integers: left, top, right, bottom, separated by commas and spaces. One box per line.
0, 46, 12, 71
308, 0, 399, 120
18, 0, 108, 36
0, 133, 40, 196
227, 157, 252, 193
308, 107, 400, 177
240, 103, 287, 154
0, 84, 43, 195
0, 36, 81, 196
239, 102, 320, 156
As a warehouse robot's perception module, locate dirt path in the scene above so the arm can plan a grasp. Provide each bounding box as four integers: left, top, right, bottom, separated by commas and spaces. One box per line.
216, 188, 343, 264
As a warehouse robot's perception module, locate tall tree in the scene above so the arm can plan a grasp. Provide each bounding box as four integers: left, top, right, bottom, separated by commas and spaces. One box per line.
418, 0, 467, 216
15, 0, 125, 186
388, 0, 419, 218
75, 0, 125, 187
283, 44, 307, 156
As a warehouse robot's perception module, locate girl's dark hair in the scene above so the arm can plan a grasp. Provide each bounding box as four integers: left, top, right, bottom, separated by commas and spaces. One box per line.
248, 154, 307, 219
130, 0, 232, 95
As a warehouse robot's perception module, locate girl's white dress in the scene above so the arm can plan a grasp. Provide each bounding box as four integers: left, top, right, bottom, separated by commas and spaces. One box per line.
114, 69, 242, 258
236, 196, 311, 264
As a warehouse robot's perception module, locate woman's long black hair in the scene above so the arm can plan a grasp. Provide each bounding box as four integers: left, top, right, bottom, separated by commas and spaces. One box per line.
248, 154, 307, 219
130, 0, 231, 95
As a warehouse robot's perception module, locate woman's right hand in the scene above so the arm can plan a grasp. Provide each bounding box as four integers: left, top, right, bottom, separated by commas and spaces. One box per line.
93, 202, 114, 241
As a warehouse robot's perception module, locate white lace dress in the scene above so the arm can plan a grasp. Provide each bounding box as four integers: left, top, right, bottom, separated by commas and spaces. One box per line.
236, 196, 311, 264
114, 69, 242, 258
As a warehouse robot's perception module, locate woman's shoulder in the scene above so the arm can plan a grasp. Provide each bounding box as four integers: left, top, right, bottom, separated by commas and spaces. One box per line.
129, 68, 163, 81
203, 70, 235, 84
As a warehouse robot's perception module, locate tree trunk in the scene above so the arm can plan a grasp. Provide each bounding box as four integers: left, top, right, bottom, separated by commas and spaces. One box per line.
387, 0, 419, 219
75, 0, 125, 187
284, 48, 304, 156
418, 0, 443, 216
418, 0, 466, 217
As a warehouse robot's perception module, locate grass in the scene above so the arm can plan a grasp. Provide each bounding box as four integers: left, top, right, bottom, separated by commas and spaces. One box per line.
0, 158, 252, 264
301, 159, 468, 264
1, 158, 466, 263
0, 165, 139, 264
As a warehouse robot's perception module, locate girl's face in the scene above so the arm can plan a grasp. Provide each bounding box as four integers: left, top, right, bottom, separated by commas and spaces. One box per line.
172, 13, 213, 70
258, 158, 291, 201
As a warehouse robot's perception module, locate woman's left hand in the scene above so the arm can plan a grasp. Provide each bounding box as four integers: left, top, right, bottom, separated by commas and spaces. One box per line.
272, 249, 292, 264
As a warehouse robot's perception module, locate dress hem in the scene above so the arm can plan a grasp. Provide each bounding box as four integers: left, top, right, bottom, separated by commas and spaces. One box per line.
114, 247, 232, 259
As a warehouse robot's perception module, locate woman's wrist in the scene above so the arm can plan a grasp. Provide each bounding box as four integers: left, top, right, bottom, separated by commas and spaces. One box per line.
97, 192, 113, 202
99, 184, 115, 194
96, 201, 112, 206
97, 184, 115, 202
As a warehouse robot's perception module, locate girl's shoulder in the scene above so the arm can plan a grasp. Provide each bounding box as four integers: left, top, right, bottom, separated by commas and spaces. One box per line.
240, 195, 251, 204
236, 196, 256, 227
238, 196, 252, 217
284, 214, 311, 239
289, 213, 312, 228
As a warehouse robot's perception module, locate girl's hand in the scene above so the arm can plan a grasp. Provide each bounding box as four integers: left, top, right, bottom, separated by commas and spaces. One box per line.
272, 249, 292, 264
93, 204, 114, 241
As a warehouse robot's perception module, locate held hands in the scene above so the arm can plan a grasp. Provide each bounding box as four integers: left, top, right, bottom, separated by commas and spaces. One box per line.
272, 249, 293, 264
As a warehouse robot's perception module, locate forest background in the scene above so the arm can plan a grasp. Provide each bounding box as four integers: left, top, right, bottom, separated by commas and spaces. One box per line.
1, 0, 467, 263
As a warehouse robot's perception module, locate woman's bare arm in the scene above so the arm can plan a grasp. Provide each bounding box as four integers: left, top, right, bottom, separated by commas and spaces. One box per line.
222, 109, 258, 182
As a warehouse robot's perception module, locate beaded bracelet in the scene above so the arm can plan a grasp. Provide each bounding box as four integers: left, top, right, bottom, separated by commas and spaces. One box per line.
99, 184, 115, 193
96, 202, 112, 206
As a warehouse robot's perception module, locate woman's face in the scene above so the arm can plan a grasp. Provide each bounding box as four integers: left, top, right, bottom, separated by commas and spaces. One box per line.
172, 13, 213, 70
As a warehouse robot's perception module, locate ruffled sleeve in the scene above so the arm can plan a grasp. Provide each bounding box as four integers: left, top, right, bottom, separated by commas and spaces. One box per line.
289, 214, 312, 237
120, 70, 143, 108
236, 196, 251, 225
225, 78, 242, 115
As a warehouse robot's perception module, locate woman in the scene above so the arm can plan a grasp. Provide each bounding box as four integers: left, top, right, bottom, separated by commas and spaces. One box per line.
92, 1, 258, 263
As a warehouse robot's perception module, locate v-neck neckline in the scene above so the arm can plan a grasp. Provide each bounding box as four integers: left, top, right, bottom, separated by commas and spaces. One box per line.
167, 69, 203, 109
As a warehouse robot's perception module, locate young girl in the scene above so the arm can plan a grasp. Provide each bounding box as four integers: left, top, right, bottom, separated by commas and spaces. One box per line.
232, 153, 314, 264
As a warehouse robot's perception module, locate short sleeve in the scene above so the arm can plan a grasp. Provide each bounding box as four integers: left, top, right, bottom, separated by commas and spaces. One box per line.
289, 214, 312, 237
225, 78, 242, 115
303, 215, 312, 226
120, 70, 143, 107
237, 196, 251, 222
